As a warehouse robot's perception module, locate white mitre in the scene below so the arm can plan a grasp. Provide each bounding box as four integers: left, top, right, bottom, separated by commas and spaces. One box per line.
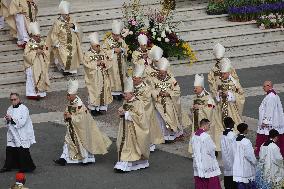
112, 20, 123, 35
149, 45, 163, 61
133, 63, 145, 77
67, 79, 79, 94
194, 74, 204, 87
59, 1, 70, 15
220, 58, 232, 73
89, 32, 100, 45
213, 43, 225, 59
29, 22, 40, 35
138, 34, 148, 45
124, 77, 134, 93
157, 57, 169, 71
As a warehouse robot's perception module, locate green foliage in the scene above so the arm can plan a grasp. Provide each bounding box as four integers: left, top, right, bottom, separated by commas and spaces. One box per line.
206, 1, 228, 15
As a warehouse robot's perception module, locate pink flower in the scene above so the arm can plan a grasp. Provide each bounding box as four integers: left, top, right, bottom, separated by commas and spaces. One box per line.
131, 20, 138, 26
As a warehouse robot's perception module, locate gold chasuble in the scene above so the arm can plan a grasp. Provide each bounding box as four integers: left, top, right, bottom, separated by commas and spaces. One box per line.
47, 17, 83, 72
64, 96, 112, 160
23, 38, 50, 93
116, 99, 150, 162
208, 61, 239, 98
216, 77, 245, 130
102, 36, 128, 92
131, 48, 151, 66
134, 81, 164, 145
150, 72, 184, 132
9, 0, 38, 34
83, 49, 113, 107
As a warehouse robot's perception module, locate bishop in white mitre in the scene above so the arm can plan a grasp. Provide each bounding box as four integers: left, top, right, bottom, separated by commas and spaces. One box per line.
191, 119, 222, 189
215, 58, 245, 130
114, 77, 150, 172
102, 20, 128, 100
208, 43, 239, 99
255, 81, 284, 157
54, 79, 112, 166
83, 32, 113, 116
132, 63, 164, 152
47, 1, 83, 76
24, 22, 50, 100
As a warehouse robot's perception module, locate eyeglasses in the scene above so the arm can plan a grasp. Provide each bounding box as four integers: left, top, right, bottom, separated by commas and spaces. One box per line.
10, 98, 18, 101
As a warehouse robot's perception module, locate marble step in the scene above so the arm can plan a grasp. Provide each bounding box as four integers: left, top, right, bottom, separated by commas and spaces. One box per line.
0, 30, 283, 74
0, 52, 282, 98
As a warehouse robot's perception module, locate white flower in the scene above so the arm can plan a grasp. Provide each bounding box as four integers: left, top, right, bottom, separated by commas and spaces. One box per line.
151, 28, 155, 32
157, 37, 161, 41
161, 31, 166, 38
271, 19, 277, 23
165, 38, 169, 42
176, 33, 179, 36
152, 31, 156, 36
259, 23, 265, 30
129, 31, 133, 35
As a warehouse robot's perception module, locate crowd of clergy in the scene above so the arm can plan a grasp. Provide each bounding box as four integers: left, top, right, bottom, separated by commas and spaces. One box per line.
1, 1, 284, 189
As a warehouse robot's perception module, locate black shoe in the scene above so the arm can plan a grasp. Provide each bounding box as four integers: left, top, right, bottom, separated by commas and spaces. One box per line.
62, 72, 73, 76
53, 158, 66, 166
117, 94, 123, 101
80, 162, 92, 166
91, 110, 102, 116
215, 151, 219, 158
0, 168, 11, 173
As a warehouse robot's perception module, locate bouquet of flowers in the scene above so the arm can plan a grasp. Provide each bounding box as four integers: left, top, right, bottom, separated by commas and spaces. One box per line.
121, 0, 197, 64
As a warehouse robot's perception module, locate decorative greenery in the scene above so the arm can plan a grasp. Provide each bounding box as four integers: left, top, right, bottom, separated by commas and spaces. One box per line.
206, 1, 227, 15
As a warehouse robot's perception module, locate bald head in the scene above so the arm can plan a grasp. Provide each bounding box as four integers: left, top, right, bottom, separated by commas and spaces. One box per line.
263, 81, 273, 92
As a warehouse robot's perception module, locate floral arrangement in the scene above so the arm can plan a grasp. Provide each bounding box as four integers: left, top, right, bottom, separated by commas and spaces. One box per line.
121, 0, 197, 64
122, 0, 146, 61
228, 1, 284, 21
257, 13, 284, 29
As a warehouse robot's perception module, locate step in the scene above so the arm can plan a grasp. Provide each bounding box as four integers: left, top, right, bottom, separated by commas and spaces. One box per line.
0, 52, 281, 98
0, 3, 208, 35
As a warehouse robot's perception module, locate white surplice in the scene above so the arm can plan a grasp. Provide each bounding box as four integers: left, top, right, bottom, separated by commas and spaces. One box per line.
221, 129, 236, 176
258, 91, 284, 135
191, 131, 221, 178
259, 142, 284, 183
6, 104, 36, 148
233, 136, 257, 183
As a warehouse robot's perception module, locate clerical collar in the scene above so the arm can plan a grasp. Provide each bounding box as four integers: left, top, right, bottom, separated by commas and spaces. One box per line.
236, 134, 246, 141
223, 128, 233, 136
197, 90, 205, 98
90, 48, 100, 54
195, 128, 205, 136
263, 139, 275, 146
13, 103, 22, 108
127, 96, 136, 103
267, 89, 276, 95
